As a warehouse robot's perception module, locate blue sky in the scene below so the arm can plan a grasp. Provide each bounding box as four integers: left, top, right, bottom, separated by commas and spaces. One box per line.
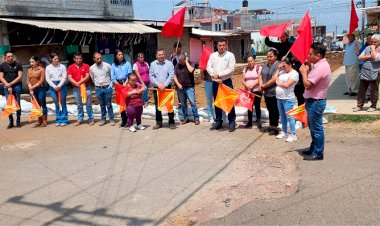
134, 0, 378, 33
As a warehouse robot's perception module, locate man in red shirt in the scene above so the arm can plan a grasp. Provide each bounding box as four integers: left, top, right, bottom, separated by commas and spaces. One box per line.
67, 52, 94, 126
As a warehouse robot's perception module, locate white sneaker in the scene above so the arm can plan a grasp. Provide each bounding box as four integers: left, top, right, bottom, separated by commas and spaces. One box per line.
276, 131, 286, 139
136, 124, 145, 130
128, 126, 136, 132
286, 134, 297, 142
209, 118, 215, 124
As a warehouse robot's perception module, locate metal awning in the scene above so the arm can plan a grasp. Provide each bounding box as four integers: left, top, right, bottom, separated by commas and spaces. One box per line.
191, 28, 238, 37
0, 18, 160, 34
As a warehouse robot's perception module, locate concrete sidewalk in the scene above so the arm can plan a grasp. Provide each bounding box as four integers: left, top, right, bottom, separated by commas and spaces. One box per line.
327, 66, 380, 115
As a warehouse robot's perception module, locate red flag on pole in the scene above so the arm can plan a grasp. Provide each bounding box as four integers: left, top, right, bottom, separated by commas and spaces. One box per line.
349, 0, 359, 34
235, 89, 255, 112
260, 21, 294, 38
198, 45, 213, 70
161, 7, 186, 38
290, 11, 313, 64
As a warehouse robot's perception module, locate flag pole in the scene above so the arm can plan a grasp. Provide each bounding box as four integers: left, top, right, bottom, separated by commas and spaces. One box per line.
175, 37, 180, 53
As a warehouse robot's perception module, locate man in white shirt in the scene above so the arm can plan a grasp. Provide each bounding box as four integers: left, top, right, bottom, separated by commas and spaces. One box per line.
206, 38, 237, 132
90, 52, 115, 126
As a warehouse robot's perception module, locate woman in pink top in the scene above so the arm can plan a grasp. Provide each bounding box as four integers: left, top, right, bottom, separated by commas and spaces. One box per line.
242, 56, 263, 129
133, 52, 149, 107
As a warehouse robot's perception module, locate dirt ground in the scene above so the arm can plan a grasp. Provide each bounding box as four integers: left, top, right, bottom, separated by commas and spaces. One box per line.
168, 119, 380, 226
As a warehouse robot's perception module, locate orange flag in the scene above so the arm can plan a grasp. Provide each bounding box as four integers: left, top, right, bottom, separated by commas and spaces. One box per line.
30, 96, 43, 122
80, 83, 87, 104
235, 89, 255, 112
286, 103, 308, 127
214, 84, 239, 113
157, 89, 175, 113
2, 94, 20, 119
57, 91, 62, 108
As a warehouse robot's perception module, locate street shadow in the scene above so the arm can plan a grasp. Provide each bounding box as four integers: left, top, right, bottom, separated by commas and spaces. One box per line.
286, 147, 310, 157
6, 196, 154, 226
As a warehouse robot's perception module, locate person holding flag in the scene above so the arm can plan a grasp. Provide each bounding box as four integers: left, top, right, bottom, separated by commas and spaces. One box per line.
275, 56, 299, 142
242, 55, 262, 129
207, 38, 237, 132
27, 56, 48, 127
149, 49, 175, 130
300, 43, 331, 161
68, 52, 94, 126
265, 32, 293, 61
45, 53, 68, 127
0, 51, 23, 129
343, 33, 361, 96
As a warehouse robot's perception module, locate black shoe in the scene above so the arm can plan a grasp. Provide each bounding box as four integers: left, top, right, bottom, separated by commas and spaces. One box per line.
16, 122, 21, 128
269, 129, 279, 136
245, 122, 253, 128
119, 120, 127, 128
152, 123, 162, 130
210, 122, 222, 130
343, 92, 350, 95
7, 122, 14, 129
303, 155, 324, 161
256, 120, 263, 129
229, 123, 236, 132
169, 123, 176, 130
301, 150, 313, 155
350, 92, 358, 96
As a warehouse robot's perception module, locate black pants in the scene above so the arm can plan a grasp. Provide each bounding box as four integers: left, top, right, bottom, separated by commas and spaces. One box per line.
212, 78, 236, 124
117, 80, 128, 123
247, 91, 262, 123
264, 96, 279, 127
357, 79, 379, 108
294, 83, 305, 106
153, 87, 175, 125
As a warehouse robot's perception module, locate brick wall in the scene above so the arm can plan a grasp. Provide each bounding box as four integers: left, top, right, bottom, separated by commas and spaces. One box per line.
0, 0, 134, 19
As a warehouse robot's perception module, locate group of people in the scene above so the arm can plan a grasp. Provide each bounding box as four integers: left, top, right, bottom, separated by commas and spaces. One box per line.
0, 35, 331, 160
343, 33, 380, 112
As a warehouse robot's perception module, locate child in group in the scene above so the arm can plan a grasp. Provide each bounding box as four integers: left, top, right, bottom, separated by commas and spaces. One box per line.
126, 73, 146, 132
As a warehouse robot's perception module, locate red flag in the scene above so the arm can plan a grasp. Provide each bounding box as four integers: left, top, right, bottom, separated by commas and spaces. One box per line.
235, 89, 255, 112
161, 7, 186, 38
260, 21, 293, 38
349, 0, 359, 34
115, 84, 128, 112
290, 11, 313, 64
199, 46, 213, 70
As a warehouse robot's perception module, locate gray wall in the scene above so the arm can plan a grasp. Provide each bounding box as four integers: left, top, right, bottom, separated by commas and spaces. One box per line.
0, 0, 134, 19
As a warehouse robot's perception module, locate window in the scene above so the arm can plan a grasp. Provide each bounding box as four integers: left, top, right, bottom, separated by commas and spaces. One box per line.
223, 23, 226, 30
215, 24, 218, 31
110, 0, 131, 5
218, 24, 221, 31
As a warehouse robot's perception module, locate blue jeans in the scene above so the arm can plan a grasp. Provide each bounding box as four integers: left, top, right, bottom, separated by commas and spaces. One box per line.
4, 83, 21, 123
33, 87, 47, 115
177, 86, 199, 121
49, 82, 68, 124
305, 99, 326, 157
142, 82, 150, 104
277, 98, 296, 135
73, 86, 94, 122
95, 87, 114, 121
204, 80, 215, 120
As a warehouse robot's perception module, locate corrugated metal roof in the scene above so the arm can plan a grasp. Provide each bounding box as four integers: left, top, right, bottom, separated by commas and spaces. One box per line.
191, 28, 238, 37
0, 18, 160, 34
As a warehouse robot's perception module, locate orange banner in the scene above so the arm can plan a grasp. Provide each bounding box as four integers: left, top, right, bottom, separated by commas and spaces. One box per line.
214, 84, 239, 113
30, 96, 43, 122
2, 94, 20, 119
286, 103, 308, 127
157, 89, 175, 113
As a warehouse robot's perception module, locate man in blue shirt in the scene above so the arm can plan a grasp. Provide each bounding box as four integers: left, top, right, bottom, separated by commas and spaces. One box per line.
343, 33, 361, 96
149, 49, 175, 130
